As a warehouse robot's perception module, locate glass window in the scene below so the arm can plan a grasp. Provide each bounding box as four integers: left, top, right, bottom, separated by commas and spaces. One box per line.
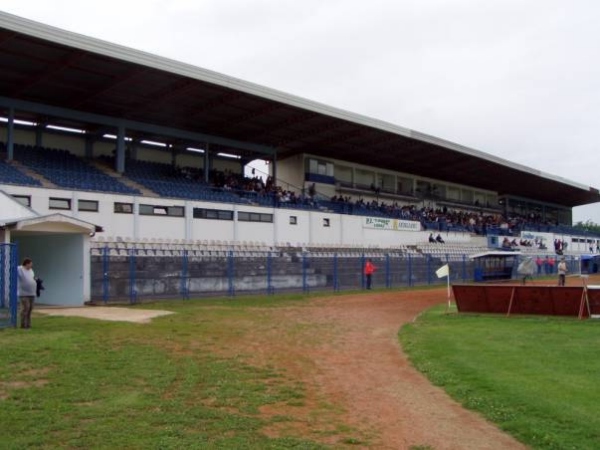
238, 211, 273, 223
49, 197, 71, 210
193, 208, 234, 221
78, 200, 99, 212
12, 195, 31, 207
114, 202, 133, 214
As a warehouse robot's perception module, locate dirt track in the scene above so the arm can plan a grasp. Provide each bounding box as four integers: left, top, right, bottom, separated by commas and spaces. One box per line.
38, 287, 548, 448
259, 289, 528, 450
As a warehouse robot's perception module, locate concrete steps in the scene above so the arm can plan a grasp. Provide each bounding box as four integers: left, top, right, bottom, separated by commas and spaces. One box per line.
90, 159, 155, 197
7, 159, 57, 188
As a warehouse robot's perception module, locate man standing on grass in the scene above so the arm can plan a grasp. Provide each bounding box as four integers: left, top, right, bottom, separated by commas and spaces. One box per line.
17, 257, 36, 329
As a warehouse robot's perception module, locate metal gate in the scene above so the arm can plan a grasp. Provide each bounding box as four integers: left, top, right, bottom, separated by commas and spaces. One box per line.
0, 243, 18, 328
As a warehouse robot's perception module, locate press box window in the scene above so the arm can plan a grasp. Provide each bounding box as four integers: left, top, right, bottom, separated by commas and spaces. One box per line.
238, 212, 273, 223
78, 200, 99, 212
193, 208, 234, 220
12, 195, 31, 207
289, 216, 298, 225
114, 202, 133, 214
49, 197, 71, 210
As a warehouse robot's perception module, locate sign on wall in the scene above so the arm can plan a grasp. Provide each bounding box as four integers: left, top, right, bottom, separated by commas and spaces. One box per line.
364, 217, 421, 232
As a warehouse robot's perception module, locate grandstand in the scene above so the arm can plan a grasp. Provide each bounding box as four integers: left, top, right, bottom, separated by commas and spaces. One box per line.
1, 11, 600, 307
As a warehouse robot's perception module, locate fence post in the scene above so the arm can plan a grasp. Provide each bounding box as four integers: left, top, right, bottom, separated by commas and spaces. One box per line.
102, 246, 109, 304
302, 252, 309, 294
128, 248, 137, 304
408, 253, 412, 287
333, 253, 340, 292
0, 245, 5, 310
180, 249, 189, 300
267, 251, 274, 295
227, 250, 235, 297
11, 244, 17, 327
385, 254, 391, 288
360, 253, 365, 289
427, 254, 432, 285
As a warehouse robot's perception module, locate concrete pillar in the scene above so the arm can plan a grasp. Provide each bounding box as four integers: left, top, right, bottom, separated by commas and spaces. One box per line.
35, 124, 44, 148
272, 150, 277, 184
171, 145, 177, 168
85, 135, 94, 159
133, 197, 139, 240
7, 107, 14, 160
116, 124, 125, 174
204, 143, 210, 183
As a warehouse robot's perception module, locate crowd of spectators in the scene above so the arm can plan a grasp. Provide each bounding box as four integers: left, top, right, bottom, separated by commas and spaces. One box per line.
131, 162, 595, 239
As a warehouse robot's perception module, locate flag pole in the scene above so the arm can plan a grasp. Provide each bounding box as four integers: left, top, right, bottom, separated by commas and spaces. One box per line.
443, 266, 451, 314
447, 272, 451, 307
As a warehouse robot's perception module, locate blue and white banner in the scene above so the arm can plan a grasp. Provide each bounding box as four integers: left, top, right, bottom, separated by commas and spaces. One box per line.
363, 217, 421, 232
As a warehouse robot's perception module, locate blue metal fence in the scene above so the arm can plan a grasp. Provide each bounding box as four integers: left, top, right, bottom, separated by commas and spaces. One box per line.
0, 243, 18, 328
90, 247, 582, 304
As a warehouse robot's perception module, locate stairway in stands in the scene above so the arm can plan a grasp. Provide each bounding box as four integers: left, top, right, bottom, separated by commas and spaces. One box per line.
91, 160, 156, 197
6, 158, 56, 188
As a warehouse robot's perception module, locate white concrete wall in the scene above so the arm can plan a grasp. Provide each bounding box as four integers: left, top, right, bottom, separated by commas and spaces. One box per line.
14, 233, 86, 306
1, 184, 592, 251
0, 189, 38, 222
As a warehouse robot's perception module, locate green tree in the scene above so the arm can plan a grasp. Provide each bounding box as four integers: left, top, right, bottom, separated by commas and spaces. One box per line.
573, 220, 600, 234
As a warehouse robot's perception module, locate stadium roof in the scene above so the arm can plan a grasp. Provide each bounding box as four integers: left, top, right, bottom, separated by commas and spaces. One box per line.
0, 11, 599, 207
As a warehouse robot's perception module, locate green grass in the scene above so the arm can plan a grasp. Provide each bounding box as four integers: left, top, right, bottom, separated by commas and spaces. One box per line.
0, 294, 359, 449
400, 306, 600, 450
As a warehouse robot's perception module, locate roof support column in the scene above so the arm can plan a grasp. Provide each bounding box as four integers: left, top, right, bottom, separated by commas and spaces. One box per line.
170, 144, 177, 168
35, 123, 44, 148
116, 124, 126, 174
130, 140, 138, 161
85, 135, 94, 159
271, 150, 277, 185
6, 107, 14, 160
204, 143, 210, 183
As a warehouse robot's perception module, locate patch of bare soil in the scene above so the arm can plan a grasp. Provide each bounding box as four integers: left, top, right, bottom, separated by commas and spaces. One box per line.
229, 289, 528, 449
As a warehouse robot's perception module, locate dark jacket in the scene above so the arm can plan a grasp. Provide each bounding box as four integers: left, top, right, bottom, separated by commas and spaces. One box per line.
36, 278, 45, 297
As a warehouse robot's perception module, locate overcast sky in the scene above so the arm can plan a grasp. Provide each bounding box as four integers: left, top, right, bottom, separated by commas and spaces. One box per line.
2, 0, 599, 223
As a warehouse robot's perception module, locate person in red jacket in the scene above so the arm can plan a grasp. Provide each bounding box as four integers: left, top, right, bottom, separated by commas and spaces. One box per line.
364, 258, 376, 290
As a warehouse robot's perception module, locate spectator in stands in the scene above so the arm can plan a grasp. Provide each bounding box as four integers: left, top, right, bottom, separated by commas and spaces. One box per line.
429, 233, 436, 243
17, 257, 36, 329
364, 258, 376, 290
435, 234, 445, 244
557, 257, 568, 286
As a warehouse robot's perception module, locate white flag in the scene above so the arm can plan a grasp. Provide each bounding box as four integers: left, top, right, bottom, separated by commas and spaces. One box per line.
436, 264, 449, 278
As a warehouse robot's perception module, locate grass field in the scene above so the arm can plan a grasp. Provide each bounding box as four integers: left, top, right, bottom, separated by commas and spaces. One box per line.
400, 306, 600, 450
0, 295, 364, 450
4, 289, 600, 449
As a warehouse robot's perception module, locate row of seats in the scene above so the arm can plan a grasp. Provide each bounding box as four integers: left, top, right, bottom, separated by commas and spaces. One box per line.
12, 144, 139, 195
0, 158, 42, 187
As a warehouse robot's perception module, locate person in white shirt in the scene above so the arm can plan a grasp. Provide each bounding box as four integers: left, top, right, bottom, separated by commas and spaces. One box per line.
17, 258, 36, 329
557, 257, 568, 287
